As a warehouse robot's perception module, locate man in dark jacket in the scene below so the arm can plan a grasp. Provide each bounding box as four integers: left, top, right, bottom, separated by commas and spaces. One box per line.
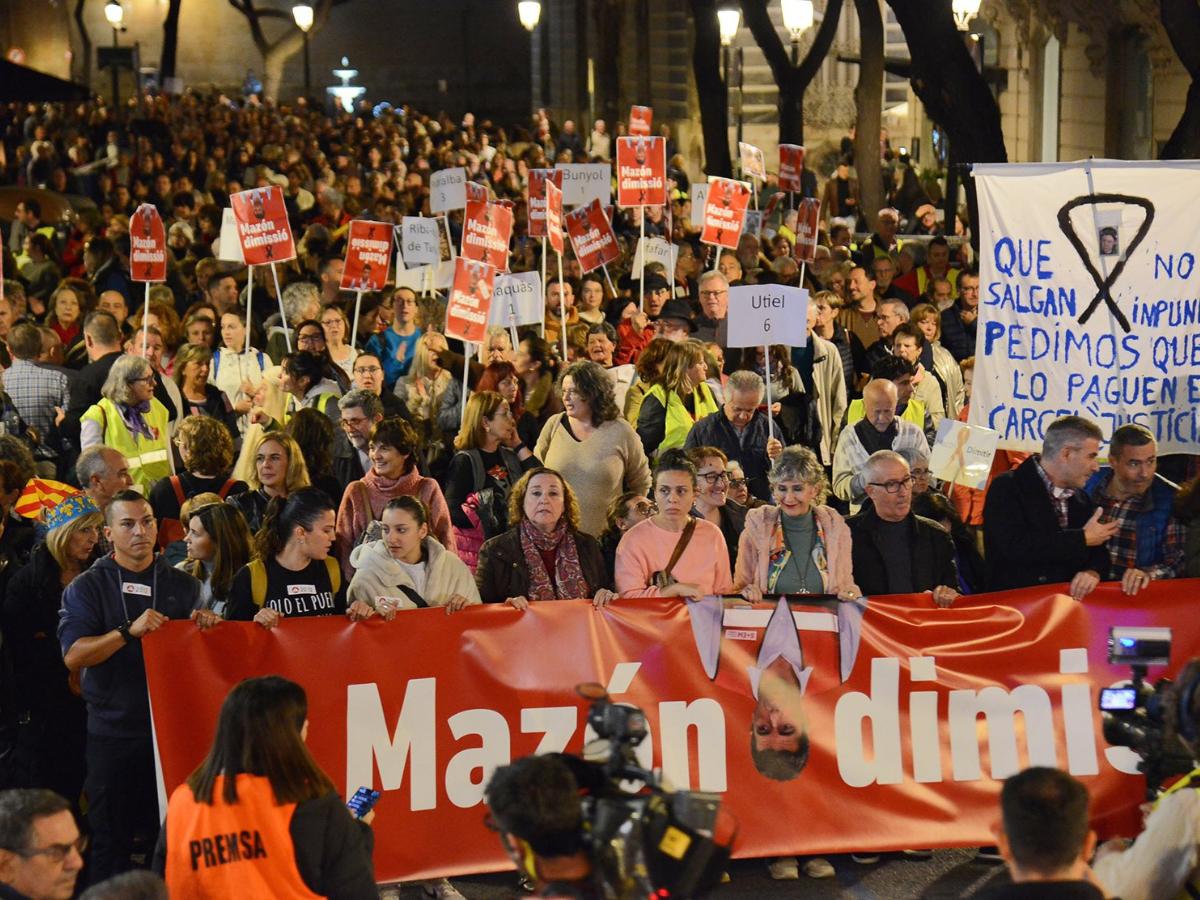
939, 271, 978, 361
845, 450, 958, 604
58, 491, 205, 884
684, 371, 783, 502
61, 312, 123, 455
983, 416, 1117, 598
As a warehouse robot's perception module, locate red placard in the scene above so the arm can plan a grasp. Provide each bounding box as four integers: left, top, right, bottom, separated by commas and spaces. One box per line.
545, 180, 564, 256
129, 203, 167, 283
629, 105, 653, 136
700, 177, 752, 249
778, 144, 806, 193
615, 136, 667, 208
465, 181, 488, 204
527, 168, 563, 239
340, 220, 392, 292
793, 197, 822, 264
460, 200, 514, 273
565, 198, 620, 273
229, 185, 296, 265
146, 583, 1200, 883
445, 257, 495, 344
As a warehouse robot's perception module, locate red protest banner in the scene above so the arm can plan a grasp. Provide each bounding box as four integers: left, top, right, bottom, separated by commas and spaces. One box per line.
629, 105, 653, 136
565, 198, 620, 273
230, 185, 296, 265
146, 582, 1200, 883
445, 257, 495, 344
460, 200, 513, 273
545, 180, 564, 255
793, 197, 822, 264
778, 144, 806, 193
700, 177, 751, 249
128, 203, 167, 282
615, 136, 667, 208
527, 168, 563, 239
340, 220, 392, 291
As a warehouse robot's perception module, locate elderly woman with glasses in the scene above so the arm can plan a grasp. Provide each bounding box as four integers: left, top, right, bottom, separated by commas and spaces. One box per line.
734, 445, 860, 602
80, 354, 174, 492
597, 491, 655, 578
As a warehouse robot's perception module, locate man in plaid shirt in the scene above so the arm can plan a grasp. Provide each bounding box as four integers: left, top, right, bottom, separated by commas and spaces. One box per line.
3, 322, 69, 474
1084, 424, 1185, 595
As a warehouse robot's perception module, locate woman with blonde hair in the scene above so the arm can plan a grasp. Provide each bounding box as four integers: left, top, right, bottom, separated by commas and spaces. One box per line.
635, 339, 719, 457
908, 303, 965, 418
227, 431, 311, 533
395, 330, 461, 437
3, 493, 101, 802
445, 391, 539, 570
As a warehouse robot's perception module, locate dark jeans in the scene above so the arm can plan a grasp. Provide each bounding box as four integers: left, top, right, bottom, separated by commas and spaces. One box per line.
84, 733, 159, 885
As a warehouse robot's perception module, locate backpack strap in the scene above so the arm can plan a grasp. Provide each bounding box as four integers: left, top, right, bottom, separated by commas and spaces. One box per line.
211, 352, 221, 381
324, 556, 341, 595
169, 475, 186, 506
217, 479, 237, 499
249, 559, 268, 608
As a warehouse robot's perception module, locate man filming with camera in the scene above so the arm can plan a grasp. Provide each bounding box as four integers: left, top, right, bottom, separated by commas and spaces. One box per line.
1092, 657, 1200, 900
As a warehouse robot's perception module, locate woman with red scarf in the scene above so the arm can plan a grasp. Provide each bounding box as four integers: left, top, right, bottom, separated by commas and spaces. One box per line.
475, 468, 614, 608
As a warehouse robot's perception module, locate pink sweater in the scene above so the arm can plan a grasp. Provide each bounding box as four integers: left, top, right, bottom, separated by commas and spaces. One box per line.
336, 467, 455, 576
615, 517, 733, 598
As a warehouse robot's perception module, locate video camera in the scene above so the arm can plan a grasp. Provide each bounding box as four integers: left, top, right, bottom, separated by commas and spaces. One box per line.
575, 683, 736, 899
1098, 627, 1196, 797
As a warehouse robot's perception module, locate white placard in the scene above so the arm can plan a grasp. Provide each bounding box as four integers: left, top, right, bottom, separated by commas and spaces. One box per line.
970, 159, 1200, 452
929, 419, 1000, 490
742, 210, 764, 237
430, 167, 467, 213
401, 217, 441, 266
739, 141, 767, 181
555, 163, 612, 207
487, 271, 545, 328
690, 183, 709, 228
633, 236, 677, 274
726, 285, 809, 349
394, 260, 454, 292
217, 207, 245, 263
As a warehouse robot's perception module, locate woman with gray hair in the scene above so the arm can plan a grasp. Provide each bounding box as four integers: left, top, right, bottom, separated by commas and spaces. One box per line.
80, 354, 175, 491
734, 445, 859, 602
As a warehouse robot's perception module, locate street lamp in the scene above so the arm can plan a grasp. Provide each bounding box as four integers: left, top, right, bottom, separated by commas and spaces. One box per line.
951, 0, 981, 31
103, 1, 123, 106
292, 4, 314, 100
717, 5, 742, 161
781, 0, 814, 64
517, 1, 541, 31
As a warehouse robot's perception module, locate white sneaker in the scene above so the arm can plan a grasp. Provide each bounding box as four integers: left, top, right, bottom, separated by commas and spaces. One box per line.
422, 879, 467, 900
767, 856, 800, 880
803, 857, 836, 879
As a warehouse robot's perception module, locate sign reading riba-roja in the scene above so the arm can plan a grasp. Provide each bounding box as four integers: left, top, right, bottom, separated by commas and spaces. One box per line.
970, 160, 1200, 452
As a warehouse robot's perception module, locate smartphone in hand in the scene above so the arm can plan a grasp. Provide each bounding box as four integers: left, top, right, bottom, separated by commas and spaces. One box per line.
347, 786, 381, 820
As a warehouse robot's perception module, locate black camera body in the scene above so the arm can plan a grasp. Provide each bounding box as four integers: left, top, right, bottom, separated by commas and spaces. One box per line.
1099, 627, 1196, 797
575, 685, 733, 899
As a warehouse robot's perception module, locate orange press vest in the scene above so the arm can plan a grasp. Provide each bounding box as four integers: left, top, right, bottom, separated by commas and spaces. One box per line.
164, 774, 322, 900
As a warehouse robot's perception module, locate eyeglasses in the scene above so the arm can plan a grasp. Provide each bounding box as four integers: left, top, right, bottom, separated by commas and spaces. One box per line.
297, 333, 324, 344
868, 475, 914, 493
631, 502, 657, 517
699, 290, 727, 298
354, 365, 382, 375
727, 477, 747, 489
128, 374, 156, 385
699, 471, 729, 486
10, 834, 88, 863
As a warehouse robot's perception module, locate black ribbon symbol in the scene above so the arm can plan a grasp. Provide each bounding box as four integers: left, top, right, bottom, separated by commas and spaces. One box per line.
1056, 193, 1155, 333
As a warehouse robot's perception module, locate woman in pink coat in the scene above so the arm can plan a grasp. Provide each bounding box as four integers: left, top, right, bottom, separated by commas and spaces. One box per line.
734, 445, 860, 600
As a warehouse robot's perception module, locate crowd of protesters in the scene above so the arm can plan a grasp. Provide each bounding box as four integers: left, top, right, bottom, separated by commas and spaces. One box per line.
0, 89, 1197, 898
